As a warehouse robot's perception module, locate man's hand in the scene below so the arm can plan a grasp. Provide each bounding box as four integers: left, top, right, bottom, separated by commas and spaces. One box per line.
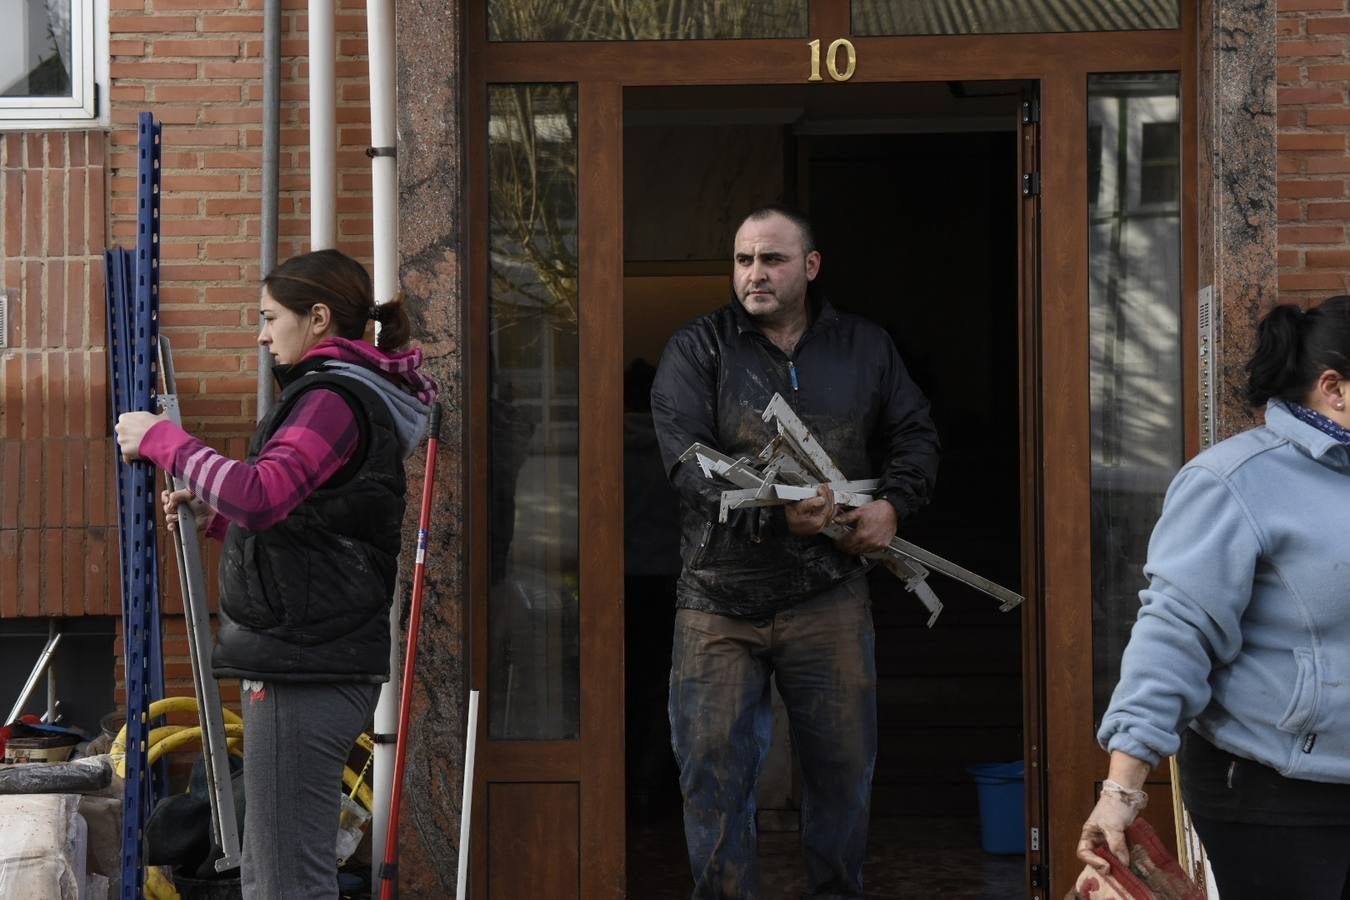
785, 483, 836, 536
115, 411, 167, 462
832, 500, 897, 555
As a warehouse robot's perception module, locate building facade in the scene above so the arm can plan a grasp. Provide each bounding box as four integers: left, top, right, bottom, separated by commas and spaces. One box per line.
1, 0, 1348, 897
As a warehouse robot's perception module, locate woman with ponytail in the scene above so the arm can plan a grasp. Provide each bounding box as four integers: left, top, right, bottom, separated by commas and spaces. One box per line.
1076, 295, 1350, 898
114, 249, 437, 898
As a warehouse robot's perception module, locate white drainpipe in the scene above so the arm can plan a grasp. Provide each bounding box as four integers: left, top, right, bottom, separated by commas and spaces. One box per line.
308, 0, 336, 250
365, 0, 400, 872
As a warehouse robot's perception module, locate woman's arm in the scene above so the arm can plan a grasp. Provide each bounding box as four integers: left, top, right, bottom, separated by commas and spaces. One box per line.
128, 388, 360, 531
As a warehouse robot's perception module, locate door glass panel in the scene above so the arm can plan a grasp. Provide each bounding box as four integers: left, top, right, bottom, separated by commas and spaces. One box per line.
489, 0, 807, 41
487, 83, 581, 740
1088, 72, 1184, 725
853, 1, 1178, 35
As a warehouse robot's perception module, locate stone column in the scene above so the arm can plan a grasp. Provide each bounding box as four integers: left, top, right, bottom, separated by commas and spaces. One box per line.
395, 0, 467, 893
1199, 0, 1278, 439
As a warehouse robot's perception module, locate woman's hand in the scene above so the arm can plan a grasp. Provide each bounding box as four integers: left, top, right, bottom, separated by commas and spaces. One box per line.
1077, 751, 1151, 873
115, 411, 167, 462
1077, 791, 1139, 873
161, 489, 212, 533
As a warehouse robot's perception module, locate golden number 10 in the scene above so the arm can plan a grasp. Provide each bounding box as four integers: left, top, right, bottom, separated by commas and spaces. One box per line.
808, 38, 857, 83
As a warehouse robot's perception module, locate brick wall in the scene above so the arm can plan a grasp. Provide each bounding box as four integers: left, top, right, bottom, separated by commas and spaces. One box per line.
2, 0, 378, 717
1278, 0, 1350, 302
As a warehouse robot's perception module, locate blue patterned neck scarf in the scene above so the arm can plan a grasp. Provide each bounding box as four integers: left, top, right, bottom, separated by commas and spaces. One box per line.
1288, 401, 1350, 445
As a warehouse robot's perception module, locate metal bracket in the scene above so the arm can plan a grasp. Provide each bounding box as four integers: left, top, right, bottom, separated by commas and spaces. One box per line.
682, 394, 1026, 625
366, 146, 397, 158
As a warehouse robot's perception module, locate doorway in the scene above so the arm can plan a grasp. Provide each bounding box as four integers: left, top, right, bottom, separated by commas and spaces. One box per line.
621, 82, 1027, 899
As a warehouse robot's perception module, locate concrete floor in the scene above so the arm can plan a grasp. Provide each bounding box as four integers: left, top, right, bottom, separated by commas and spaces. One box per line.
630, 815, 1026, 899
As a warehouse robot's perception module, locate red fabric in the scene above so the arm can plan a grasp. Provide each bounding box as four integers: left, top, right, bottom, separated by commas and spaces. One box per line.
1068, 818, 1206, 900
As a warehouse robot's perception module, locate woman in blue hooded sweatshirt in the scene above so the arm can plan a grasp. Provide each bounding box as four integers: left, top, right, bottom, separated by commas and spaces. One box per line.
1078, 294, 1350, 899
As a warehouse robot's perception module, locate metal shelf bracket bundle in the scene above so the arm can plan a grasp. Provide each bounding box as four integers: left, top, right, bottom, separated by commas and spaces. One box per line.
105, 111, 167, 900
680, 393, 1025, 628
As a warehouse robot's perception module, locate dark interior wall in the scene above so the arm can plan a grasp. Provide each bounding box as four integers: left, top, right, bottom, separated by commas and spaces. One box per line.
1, 616, 116, 735
808, 131, 1023, 817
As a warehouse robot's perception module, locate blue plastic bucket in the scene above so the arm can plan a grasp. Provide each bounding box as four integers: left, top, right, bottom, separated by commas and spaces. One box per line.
968, 760, 1025, 854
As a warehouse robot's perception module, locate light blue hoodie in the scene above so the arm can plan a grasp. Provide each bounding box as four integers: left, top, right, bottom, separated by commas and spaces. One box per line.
1098, 402, 1350, 782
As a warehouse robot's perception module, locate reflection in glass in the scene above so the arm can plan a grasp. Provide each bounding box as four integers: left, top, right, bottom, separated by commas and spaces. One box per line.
1088, 73, 1184, 726
487, 84, 581, 740
489, 0, 807, 41
0, 0, 73, 97
853, 0, 1178, 35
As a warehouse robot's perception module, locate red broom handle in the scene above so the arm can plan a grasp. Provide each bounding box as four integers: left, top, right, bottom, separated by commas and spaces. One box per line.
379, 402, 442, 900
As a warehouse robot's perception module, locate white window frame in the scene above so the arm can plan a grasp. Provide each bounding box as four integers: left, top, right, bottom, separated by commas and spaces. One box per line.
0, 0, 109, 130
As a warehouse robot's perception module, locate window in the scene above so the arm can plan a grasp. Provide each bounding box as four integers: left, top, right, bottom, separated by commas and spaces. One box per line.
0, 0, 107, 129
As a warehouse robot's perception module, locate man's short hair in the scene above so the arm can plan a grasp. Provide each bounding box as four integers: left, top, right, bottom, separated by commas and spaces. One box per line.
735, 204, 817, 255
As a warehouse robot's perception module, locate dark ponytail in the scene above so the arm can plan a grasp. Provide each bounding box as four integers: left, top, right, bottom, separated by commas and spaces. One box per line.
1244, 295, 1350, 406
263, 249, 415, 352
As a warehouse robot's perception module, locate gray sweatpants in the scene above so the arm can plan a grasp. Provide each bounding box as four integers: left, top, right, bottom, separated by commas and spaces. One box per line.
239, 679, 380, 900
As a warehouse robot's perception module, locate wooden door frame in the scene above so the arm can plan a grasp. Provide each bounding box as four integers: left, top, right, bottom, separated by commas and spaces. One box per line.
464, 4, 1198, 897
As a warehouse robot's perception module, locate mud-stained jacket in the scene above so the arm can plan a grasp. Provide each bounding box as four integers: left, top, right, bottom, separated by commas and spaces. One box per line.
651, 298, 940, 618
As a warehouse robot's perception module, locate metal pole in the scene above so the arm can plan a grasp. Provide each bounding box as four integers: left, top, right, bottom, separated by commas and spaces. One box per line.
257, 0, 281, 421
456, 690, 480, 900
45, 619, 57, 723
366, 0, 400, 866
6, 632, 62, 726
308, 0, 337, 250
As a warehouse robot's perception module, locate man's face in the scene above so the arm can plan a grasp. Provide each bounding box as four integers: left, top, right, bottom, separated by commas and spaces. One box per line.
732, 213, 821, 326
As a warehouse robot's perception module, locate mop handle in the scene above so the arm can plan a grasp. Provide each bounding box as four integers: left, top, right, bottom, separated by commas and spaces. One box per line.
378, 402, 442, 900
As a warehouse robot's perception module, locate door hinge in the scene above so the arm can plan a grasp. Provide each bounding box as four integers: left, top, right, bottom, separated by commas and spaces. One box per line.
93, 82, 100, 117
1030, 826, 1040, 851
1022, 97, 1040, 125
1022, 172, 1041, 197
1030, 862, 1047, 888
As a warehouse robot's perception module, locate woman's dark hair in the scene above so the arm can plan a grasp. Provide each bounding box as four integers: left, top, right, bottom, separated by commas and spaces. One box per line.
1244, 294, 1350, 406
262, 249, 412, 351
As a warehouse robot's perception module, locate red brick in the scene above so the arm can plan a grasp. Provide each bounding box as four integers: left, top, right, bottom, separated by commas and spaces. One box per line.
1280, 179, 1345, 198
205, 241, 258, 259
1278, 248, 1301, 267
21, 441, 42, 526
201, 14, 264, 31
1308, 200, 1350, 218
1283, 224, 1347, 242
1307, 107, 1350, 125
110, 39, 146, 56
160, 264, 242, 282
0, 531, 18, 618
1282, 271, 1348, 290
1278, 39, 1346, 57
1278, 86, 1345, 104
1308, 17, 1350, 34
1280, 0, 1346, 8
162, 308, 246, 327
23, 170, 42, 257
1305, 155, 1350, 173
151, 39, 241, 57
4, 171, 21, 259
47, 263, 67, 348
110, 14, 197, 32
66, 351, 88, 437
18, 529, 39, 616
23, 262, 41, 349
180, 397, 245, 417
203, 330, 258, 348
161, 216, 242, 235
154, 85, 244, 102
173, 354, 243, 373
2, 354, 19, 440
1, 441, 20, 526
201, 107, 262, 125
1281, 133, 1347, 151
1279, 17, 1304, 36
1305, 248, 1350, 266
64, 529, 86, 616
86, 527, 108, 614
110, 61, 199, 79
1279, 200, 1303, 221
161, 127, 243, 148
1307, 62, 1350, 79
202, 61, 263, 78
1278, 108, 1304, 127
67, 171, 87, 257
41, 529, 64, 613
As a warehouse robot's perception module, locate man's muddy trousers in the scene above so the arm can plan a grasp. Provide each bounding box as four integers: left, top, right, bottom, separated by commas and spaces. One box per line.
669, 577, 877, 900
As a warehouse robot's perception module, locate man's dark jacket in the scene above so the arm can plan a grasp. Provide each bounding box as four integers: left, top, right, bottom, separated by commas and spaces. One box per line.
214, 358, 406, 682
651, 298, 940, 618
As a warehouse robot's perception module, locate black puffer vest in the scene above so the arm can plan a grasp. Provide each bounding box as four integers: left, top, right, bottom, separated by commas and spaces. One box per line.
213, 358, 406, 682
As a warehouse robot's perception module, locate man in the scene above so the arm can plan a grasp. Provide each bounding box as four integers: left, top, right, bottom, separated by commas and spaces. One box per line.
651, 205, 940, 899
